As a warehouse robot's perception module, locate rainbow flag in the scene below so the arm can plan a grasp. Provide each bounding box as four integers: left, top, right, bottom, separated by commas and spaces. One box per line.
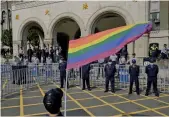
67, 23, 152, 69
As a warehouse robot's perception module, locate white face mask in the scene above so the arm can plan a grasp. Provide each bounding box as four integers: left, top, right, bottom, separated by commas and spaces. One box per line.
60, 60, 63, 63
108, 62, 112, 65
149, 63, 153, 65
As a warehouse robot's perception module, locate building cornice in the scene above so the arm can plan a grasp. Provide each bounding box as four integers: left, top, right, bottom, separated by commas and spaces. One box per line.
149, 30, 169, 38
12, 1, 65, 11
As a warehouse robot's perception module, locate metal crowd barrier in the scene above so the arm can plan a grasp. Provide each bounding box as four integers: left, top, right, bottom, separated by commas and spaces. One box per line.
1, 63, 169, 98
89, 64, 169, 93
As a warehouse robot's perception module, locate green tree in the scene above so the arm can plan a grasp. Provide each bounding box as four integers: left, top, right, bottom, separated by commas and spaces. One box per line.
27, 27, 41, 47
1, 29, 12, 47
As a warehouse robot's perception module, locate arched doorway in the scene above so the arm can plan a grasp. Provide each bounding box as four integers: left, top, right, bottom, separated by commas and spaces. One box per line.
53, 18, 81, 60
91, 12, 127, 60
21, 22, 44, 55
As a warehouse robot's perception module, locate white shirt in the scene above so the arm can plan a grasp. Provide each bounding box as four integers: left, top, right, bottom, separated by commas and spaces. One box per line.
19, 49, 23, 54
161, 47, 169, 54
34, 58, 39, 64
23, 59, 28, 65
110, 55, 117, 61
46, 58, 52, 64
98, 58, 105, 63
119, 57, 126, 64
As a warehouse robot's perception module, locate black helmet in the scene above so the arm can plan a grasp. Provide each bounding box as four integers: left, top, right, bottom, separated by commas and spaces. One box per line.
150, 58, 155, 63
43, 88, 63, 114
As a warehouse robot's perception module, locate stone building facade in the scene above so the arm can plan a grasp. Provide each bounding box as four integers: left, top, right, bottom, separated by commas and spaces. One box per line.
9, 1, 169, 58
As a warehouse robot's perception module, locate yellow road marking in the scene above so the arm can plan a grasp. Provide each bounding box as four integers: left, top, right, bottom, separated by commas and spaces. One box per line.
1, 94, 168, 110
2, 79, 8, 89
76, 86, 127, 115
68, 89, 104, 95
1, 105, 20, 109
20, 85, 24, 116
123, 105, 169, 115
24, 107, 83, 116
54, 83, 95, 117
33, 77, 45, 97
113, 92, 168, 116
141, 94, 169, 105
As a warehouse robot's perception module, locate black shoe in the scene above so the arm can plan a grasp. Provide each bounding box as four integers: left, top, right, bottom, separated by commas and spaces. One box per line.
88, 88, 91, 91
82, 88, 85, 90
155, 93, 159, 97
128, 92, 132, 95
145, 93, 148, 96
104, 90, 108, 92
60, 87, 63, 88
111, 90, 115, 93
137, 93, 140, 95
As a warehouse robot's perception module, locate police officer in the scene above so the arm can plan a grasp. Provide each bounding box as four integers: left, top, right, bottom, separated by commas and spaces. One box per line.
46, 56, 52, 64
161, 44, 169, 59
27, 46, 33, 62
81, 63, 91, 91
23, 56, 28, 66
104, 59, 116, 93
150, 44, 158, 60
50, 47, 54, 62
43, 88, 63, 116
59, 58, 69, 88
129, 59, 140, 95
145, 58, 159, 97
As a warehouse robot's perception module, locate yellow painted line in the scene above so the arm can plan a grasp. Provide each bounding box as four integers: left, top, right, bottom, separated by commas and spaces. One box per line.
123, 109, 149, 115
76, 86, 127, 115
33, 77, 45, 97
24, 103, 43, 107
54, 84, 95, 117
23, 96, 42, 99
124, 105, 169, 115
113, 93, 168, 116
141, 94, 169, 105
37, 84, 45, 96
155, 105, 169, 110
25, 107, 83, 116
23, 99, 74, 107
2, 79, 8, 89
113, 114, 123, 117
20, 85, 24, 116
1, 97, 20, 100
86, 104, 108, 109
68, 89, 104, 95
1, 105, 20, 109
100, 87, 169, 116
3, 95, 167, 110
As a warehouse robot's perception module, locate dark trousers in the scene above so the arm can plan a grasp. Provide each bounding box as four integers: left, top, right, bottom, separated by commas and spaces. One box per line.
60, 76, 69, 88
146, 78, 159, 95
82, 78, 90, 89
28, 55, 32, 62
105, 77, 115, 91
129, 77, 139, 94
97, 64, 104, 79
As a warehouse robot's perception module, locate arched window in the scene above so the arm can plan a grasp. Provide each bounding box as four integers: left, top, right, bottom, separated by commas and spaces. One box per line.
1, 11, 6, 22
8, 9, 11, 29
1, 11, 6, 30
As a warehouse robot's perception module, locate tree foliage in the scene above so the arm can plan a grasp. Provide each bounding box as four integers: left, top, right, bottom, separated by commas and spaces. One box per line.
1, 29, 12, 47
27, 26, 41, 47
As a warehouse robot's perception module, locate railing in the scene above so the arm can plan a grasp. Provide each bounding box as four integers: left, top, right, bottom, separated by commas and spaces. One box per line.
1, 63, 169, 98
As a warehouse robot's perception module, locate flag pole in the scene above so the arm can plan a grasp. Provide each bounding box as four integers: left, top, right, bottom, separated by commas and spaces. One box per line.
64, 70, 68, 117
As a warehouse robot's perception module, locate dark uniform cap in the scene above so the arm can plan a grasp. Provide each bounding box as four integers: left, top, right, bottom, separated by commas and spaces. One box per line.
150, 58, 155, 63
43, 88, 63, 114
132, 59, 136, 63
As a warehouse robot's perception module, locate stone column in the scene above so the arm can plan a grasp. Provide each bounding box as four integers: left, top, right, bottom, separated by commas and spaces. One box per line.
128, 42, 134, 59
13, 40, 21, 57
44, 39, 52, 49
